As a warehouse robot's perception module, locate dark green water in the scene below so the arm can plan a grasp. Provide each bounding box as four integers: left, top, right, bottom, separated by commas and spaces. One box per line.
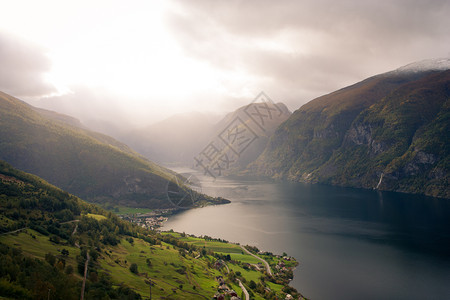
162, 169, 450, 299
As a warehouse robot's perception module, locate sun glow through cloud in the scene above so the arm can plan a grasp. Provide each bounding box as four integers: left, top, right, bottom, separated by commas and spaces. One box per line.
0, 1, 237, 106
1, 0, 449, 125
41, 1, 225, 101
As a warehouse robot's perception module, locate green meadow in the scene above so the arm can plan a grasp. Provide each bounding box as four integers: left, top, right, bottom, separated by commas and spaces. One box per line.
1, 229, 285, 299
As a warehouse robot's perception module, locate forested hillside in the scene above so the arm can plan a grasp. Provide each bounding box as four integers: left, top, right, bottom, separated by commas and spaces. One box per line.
0, 91, 224, 208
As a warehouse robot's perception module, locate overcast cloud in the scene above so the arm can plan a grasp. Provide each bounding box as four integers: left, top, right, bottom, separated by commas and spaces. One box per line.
166, 0, 450, 106
0, 0, 449, 126
0, 32, 56, 97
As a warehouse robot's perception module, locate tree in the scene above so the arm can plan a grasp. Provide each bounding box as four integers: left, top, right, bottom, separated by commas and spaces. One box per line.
45, 253, 56, 266
76, 255, 86, 275
89, 249, 99, 261
248, 280, 257, 290
129, 263, 138, 274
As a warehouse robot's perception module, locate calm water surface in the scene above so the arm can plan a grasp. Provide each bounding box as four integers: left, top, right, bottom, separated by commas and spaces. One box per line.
162, 168, 450, 299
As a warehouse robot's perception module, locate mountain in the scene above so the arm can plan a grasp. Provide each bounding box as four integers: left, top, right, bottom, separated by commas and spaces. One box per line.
247, 59, 450, 199
120, 111, 221, 165
0, 91, 226, 208
192, 99, 291, 176
32, 107, 87, 129
118, 97, 291, 175
0, 160, 301, 299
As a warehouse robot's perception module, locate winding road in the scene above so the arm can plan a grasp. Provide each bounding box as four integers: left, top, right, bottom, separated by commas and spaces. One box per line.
80, 252, 90, 300
223, 262, 230, 274
0, 219, 79, 236
239, 245, 273, 277
237, 279, 249, 300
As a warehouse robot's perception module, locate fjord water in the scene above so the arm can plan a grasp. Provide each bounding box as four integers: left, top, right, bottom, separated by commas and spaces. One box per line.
162, 169, 450, 299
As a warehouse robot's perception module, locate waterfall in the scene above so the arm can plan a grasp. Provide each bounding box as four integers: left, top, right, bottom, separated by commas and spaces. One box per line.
376, 173, 384, 189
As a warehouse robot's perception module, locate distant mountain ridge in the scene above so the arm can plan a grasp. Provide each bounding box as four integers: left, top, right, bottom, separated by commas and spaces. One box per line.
247, 59, 450, 199
0, 91, 224, 208
120, 111, 220, 165
118, 99, 291, 173
193, 100, 291, 176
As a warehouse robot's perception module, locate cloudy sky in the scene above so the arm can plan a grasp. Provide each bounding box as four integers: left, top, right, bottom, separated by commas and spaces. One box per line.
1, 0, 449, 126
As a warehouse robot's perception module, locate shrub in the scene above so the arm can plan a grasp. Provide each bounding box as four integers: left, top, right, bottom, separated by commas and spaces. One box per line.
129, 263, 138, 274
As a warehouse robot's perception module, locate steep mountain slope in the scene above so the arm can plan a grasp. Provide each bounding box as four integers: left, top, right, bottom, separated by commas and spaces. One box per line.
0, 91, 223, 208
248, 59, 450, 198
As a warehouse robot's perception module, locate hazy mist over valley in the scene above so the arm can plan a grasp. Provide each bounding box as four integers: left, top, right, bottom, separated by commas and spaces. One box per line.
1, 1, 449, 299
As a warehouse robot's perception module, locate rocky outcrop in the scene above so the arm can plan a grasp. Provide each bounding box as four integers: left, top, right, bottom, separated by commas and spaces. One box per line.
403, 151, 437, 176
346, 123, 389, 156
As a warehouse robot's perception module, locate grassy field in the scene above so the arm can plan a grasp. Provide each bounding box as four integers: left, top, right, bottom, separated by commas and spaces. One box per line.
165, 233, 268, 264
1, 229, 296, 299
164, 232, 245, 254
0, 229, 81, 277
85, 213, 107, 221
161, 232, 292, 298
0, 229, 221, 299
266, 281, 284, 293
223, 252, 261, 264
227, 263, 262, 282
99, 237, 223, 299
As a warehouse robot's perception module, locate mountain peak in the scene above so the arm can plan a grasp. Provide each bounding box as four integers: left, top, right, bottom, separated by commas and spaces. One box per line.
395, 58, 450, 73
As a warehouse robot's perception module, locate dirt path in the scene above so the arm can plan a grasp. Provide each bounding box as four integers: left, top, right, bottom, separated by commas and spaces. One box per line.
61, 219, 80, 224
1, 219, 79, 236
0, 227, 27, 236
223, 262, 230, 274
239, 245, 273, 277
71, 222, 78, 236
237, 279, 249, 300
80, 252, 90, 300
68, 220, 87, 300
